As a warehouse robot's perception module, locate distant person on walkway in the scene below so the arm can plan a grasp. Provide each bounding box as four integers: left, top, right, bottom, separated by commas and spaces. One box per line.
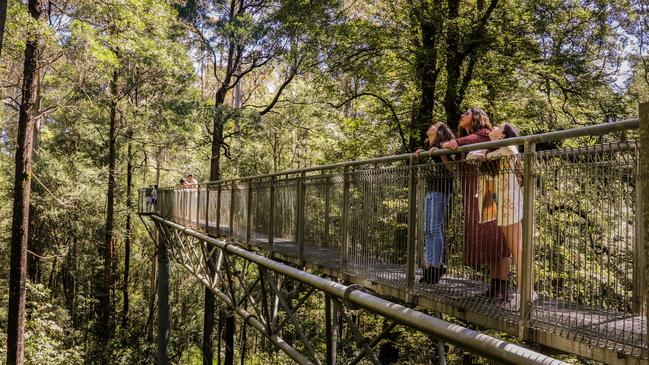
180, 178, 188, 187
440, 107, 510, 301
186, 173, 198, 185
152, 185, 158, 208
415, 122, 456, 284
145, 185, 154, 211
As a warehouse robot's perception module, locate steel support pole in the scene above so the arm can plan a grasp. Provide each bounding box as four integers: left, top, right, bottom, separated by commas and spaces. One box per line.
519, 141, 536, 339
323, 171, 331, 247
197, 187, 201, 228
216, 183, 222, 235
634, 144, 645, 315
297, 172, 306, 263
341, 166, 350, 268
269, 177, 275, 251
229, 182, 235, 238
157, 237, 169, 365
247, 180, 253, 243
639, 102, 649, 346
205, 186, 210, 229
325, 293, 337, 365
406, 155, 417, 291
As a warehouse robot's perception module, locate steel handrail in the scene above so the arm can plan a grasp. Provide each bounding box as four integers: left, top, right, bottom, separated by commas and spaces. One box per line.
142, 118, 638, 190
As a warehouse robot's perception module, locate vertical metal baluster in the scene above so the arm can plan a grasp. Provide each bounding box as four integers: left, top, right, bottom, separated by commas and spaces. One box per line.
407, 155, 417, 293
520, 140, 536, 339
634, 144, 645, 315
324, 170, 331, 249
196, 185, 201, 228
205, 185, 210, 229
216, 183, 222, 235
269, 176, 275, 252
247, 180, 253, 244
638, 102, 649, 347
230, 182, 235, 239
341, 166, 350, 269
297, 172, 306, 263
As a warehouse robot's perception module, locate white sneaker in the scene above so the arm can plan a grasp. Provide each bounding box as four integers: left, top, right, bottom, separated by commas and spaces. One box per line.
510, 291, 538, 309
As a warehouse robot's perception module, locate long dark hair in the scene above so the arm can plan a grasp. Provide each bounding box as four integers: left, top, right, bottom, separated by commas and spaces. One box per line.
480, 123, 520, 176
425, 122, 455, 148
501, 123, 519, 139
459, 107, 492, 137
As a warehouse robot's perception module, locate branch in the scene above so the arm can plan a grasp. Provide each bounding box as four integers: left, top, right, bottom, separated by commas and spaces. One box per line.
258, 72, 297, 116
329, 92, 408, 150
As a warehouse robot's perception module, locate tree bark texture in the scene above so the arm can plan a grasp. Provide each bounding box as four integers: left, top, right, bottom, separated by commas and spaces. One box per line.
412, 5, 442, 148
7, 1, 45, 364
122, 139, 133, 327
202, 287, 215, 365
99, 69, 119, 363
0, 0, 7, 58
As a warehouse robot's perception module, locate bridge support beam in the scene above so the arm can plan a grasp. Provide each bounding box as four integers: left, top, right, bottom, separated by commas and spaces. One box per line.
639, 101, 649, 349
157, 232, 169, 365
325, 293, 337, 365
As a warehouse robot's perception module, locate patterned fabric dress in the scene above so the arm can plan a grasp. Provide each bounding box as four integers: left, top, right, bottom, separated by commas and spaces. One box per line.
454, 130, 509, 266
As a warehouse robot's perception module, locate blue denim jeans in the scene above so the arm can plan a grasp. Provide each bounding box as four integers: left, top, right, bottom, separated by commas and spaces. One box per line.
425, 191, 450, 266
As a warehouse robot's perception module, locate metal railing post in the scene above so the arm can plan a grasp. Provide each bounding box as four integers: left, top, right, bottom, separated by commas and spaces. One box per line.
323, 170, 331, 248
229, 182, 235, 239
634, 144, 645, 315
519, 140, 536, 339
216, 183, 222, 235
247, 180, 253, 243
297, 172, 306, 262
196, 186, 201, 228
269, 176, 275, 251
341, 166, 350, 268
205, 185, 210, 229
406, 155, 417, 292
639, 102, 649, 345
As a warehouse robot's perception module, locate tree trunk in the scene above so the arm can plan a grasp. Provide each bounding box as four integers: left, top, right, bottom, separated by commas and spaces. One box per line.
224, 313, 235, 365
202, 287, 214, 365
0, 0, 7, 58
146, 158, 161, 341
122, 139, 133, 327
411, 4, 442, 148
443, 0, 497, 130
204, 85, 228, 363
7, 1, 45, 364
443, 0, 463, 131
99, 69, 119, 363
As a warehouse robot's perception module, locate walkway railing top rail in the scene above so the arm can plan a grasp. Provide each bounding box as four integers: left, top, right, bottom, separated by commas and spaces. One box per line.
153, 118, 639, 187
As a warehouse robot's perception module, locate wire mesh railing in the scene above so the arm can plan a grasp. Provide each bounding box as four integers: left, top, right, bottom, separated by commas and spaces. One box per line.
138, 118, 646, 357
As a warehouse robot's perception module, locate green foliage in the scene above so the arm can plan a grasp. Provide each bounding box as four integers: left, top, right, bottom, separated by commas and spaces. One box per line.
0, 0, 646, 363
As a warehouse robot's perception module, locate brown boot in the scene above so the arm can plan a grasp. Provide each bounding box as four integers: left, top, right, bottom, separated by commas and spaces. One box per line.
484, 279, 508, 301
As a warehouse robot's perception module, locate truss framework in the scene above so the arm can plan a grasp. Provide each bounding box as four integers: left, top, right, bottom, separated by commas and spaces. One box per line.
151, 216, 566, 365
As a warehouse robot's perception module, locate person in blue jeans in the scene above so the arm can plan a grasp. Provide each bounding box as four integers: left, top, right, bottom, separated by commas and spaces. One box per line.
415, 122, 456, 284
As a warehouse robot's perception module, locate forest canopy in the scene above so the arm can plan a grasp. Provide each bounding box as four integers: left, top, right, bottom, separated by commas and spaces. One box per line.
0, 0, 647, 363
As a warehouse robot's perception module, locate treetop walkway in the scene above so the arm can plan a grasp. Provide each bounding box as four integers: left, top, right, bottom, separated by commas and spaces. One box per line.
139, 107, 649, 365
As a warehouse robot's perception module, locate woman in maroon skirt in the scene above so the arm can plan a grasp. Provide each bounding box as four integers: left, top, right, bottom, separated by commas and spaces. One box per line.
439, 107, 510, 301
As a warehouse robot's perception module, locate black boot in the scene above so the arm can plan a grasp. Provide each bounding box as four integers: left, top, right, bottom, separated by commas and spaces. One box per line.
430, 265, 447, 284
419, 267, 432, 284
